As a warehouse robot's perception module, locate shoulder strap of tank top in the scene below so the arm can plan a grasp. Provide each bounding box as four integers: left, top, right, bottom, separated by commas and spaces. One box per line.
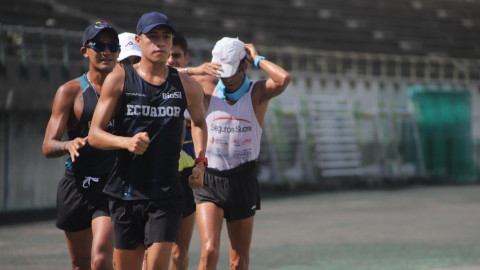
248, 80, 256, 96
122, 65, 136, 93
123, 65, 135, 79
168, 66, 183, 88
77, 73, 89, 93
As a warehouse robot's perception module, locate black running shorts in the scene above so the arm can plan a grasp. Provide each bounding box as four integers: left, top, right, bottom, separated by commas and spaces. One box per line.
56, 169, 110, 232
180, 166, 196, 218
193, 161, 261, 222
109, 196, 184, 250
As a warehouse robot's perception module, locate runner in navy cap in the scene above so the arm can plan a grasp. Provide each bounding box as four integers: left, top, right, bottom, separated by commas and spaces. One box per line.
83, 21, 119, 47
43, 20, 120, 270
88, 12, 208, 270
136, 12, 175, 36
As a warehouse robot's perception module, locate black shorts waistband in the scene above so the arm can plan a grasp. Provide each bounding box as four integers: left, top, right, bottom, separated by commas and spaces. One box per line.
64, 168, 110, 192
65, 168, 110, 179
205, 160, 257, 178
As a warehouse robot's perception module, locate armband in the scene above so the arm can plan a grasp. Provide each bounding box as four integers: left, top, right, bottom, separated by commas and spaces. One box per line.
254, 56, 266, 68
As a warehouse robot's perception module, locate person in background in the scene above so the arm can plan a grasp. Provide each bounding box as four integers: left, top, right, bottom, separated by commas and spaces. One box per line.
167, 32, 216, 270
117, 32, 142, 67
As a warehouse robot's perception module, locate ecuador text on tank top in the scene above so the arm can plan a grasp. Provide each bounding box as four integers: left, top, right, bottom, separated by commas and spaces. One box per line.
65, 73, 115, 175
205, 81, 262, 171
104, 65, 187, 200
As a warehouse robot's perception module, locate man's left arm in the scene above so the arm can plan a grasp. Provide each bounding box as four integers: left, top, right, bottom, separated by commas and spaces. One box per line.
245, 44, 291, 127
245, 44, 291, 101
181, 75, 208, 189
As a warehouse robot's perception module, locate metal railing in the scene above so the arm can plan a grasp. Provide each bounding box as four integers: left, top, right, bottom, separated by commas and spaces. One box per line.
0, 24, 83, 78
1, 24, 478, 87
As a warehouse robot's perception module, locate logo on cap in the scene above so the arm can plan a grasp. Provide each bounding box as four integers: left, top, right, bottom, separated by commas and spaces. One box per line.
95, 21, 110, 29
126, 37, 137, 47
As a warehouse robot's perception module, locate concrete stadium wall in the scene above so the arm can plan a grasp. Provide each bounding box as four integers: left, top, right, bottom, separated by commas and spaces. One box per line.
0, 59, 85, 211
3, 113, 65, 210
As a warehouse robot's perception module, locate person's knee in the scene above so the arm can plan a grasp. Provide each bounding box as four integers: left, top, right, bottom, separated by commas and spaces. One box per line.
71, 257, 91, 270
171, 244, 189, 265
91, 252, 112, 270
202, 243, 220, 262
230, 254, 249, 270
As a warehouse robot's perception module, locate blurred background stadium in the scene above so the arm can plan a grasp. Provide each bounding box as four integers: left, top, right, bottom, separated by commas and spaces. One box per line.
1, 0, 480, 213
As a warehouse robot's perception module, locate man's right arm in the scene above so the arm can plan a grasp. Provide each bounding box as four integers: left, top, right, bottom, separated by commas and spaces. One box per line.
42, 81, 87, 161
88, 68, 150, 154
177, 62, 221, 77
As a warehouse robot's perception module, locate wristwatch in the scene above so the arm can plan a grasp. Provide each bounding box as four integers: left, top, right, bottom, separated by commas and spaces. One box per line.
194, 157, 208, 167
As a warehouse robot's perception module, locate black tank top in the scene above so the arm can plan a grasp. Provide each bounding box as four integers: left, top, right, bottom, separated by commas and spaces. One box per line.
104, 66, 188, 200
65, 73, 115, 176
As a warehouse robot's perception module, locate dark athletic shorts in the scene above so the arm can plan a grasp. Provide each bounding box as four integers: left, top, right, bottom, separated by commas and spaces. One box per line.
109, 196, 184, 250
56, 169, 110, 232
193, 161, 261, 223
180, 166, 196, 218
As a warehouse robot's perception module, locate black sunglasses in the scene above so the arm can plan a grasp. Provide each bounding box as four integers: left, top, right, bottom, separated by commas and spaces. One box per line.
119, 57, 141, 67
86, 42, 121, 53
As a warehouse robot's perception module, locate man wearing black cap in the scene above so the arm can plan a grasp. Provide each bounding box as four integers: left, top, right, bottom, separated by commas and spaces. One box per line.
88, 12, 208, 270
42, 21, 120, 270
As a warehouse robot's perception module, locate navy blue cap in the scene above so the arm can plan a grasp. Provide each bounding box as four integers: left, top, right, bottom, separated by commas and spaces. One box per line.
83, 21, 119, 47
136, 12, 175, 35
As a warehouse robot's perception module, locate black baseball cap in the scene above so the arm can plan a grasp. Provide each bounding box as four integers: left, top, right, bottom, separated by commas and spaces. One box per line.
136, 12, 175, 36
82, 21, 119, 47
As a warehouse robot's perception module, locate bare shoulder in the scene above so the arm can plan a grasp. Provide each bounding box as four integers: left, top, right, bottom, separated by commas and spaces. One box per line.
191, 75, 218, 96
251, 79, 269, 105
60, 78, 81, 94
56, 78, 81, 101
105, 66, 126, 86
252, 79, 267, 95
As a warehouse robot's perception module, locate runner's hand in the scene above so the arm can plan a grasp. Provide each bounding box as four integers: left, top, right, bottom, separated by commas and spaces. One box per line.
127, 132, 149, 154
67, 137, 88, 162
189, 165, 204, 189
244, 44, 259, 65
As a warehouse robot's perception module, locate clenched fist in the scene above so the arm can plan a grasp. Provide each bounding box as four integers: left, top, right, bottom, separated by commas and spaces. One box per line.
127, 132, 150, 154
188, 165, 204, 189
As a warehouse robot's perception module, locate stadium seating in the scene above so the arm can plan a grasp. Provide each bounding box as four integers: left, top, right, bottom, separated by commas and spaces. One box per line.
0, 0, 88, 31
2, 0, 480, 59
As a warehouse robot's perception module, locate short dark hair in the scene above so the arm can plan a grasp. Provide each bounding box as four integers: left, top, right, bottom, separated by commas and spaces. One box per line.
172, 32, 188, 54
239, 56, 246, 67
236, 57, 247, 72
